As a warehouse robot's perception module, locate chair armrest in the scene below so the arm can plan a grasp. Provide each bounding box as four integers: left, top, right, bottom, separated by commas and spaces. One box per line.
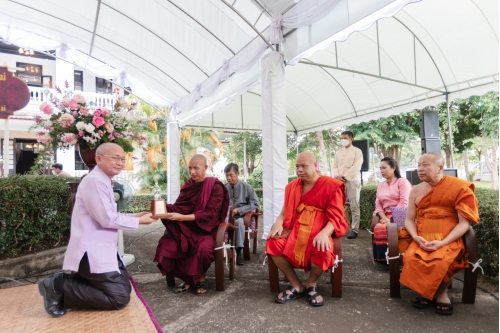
216, 222, 229, 248
464, 226, 479, 262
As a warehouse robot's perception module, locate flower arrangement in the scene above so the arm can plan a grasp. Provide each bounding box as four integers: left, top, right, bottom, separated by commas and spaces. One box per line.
30, 90, 147, 155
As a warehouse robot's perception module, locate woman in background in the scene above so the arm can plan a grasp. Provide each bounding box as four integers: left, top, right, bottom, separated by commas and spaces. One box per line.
374, 157, 412, 223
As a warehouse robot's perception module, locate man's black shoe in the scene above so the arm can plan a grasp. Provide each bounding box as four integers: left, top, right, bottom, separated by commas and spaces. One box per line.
38, 277, 66, 318
236, 253, 244, 266
346, 230, 358, 239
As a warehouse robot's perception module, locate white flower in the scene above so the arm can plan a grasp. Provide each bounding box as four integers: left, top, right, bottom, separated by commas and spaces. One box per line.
44, 120, 53, 127
76, 121, 86, 131
118, 97, 129, 107
62, 96, 70, 103
84, 123, 95, 133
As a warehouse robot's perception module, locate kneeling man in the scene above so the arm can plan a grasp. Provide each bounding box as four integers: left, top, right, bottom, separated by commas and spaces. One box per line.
266, 152, 348, 306
154, 154, 229, 294
38, 143, 155, 317
400, 153, 480, 315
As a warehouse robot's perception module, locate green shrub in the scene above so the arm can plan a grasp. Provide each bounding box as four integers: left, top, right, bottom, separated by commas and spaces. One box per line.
358, 185, 499, 280
0, 175, 79, 259
247, 169, 263, 189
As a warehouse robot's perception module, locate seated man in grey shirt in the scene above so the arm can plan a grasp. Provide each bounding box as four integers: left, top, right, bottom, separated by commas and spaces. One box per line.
224, 163, 260, 266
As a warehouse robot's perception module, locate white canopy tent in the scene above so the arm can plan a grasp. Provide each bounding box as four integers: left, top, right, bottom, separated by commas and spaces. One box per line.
1, 0, 498, 238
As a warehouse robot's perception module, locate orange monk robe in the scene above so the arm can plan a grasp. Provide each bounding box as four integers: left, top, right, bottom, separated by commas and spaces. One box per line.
400, 176, 480, 300
266, 176, 349, 272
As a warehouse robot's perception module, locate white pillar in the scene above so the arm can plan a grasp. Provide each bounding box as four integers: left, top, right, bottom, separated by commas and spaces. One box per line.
261, 51, 287, 239
2, 118, 9, 177
55, 58, 74, 92
56, 146, 76, 176
167, 122, 180, 203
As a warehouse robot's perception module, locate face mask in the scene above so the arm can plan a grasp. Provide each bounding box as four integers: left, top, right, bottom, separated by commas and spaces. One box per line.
341, 139, 349, 147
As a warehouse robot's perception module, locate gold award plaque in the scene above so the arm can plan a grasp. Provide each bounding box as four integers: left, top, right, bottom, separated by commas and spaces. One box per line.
151, 199, 168, 219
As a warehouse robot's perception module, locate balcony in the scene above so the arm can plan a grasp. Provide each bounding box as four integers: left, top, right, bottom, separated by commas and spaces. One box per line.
25, 87, 116, 109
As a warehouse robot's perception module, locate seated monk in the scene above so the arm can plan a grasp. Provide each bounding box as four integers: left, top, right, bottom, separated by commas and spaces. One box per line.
400, 153, 480, 315
154, 154, 229, 295
266, 152, 348, 307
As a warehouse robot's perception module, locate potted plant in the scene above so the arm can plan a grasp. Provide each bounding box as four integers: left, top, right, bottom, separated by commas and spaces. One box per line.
30, 84, 147, 171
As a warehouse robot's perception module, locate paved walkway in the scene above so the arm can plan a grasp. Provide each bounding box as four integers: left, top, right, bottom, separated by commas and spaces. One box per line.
124, 220, 499, 333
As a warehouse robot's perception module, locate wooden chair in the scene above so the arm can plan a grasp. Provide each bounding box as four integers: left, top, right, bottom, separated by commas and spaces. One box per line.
387, 224, 480, 303
268, 235, 343, 298
229, 209, 260, 260
164, 217, 238, 292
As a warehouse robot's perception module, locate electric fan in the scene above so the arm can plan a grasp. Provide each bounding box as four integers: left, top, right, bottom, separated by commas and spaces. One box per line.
113, 180, 137, 265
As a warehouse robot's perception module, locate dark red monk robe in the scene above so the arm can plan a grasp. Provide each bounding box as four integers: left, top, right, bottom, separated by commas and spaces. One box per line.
154, 177, 229, 286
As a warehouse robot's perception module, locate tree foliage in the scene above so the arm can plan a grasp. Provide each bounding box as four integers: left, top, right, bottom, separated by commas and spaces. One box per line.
224, 132, 262, 176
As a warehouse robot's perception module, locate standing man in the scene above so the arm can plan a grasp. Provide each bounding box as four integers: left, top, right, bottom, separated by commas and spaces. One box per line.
224, 163, 260, 265
38, 143, 155, 318
400, 153, 479, 315
51, 163, 72, 177
154, 154, 229, 295
267, 152, 348, 307
332, 131, 363, 239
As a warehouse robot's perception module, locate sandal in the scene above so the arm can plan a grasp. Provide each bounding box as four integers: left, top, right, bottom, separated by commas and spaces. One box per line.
195, 281, 208, 295
435, 302, 453, 315
411, 297, 434, 309
306, 286, 324, 307
275, 286, 305, 304
176, 282, 190, 293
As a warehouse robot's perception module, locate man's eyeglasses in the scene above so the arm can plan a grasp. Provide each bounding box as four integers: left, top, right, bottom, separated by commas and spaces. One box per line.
100, 155, 127, 163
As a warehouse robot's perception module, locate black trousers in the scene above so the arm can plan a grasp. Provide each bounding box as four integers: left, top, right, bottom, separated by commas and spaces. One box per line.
62, 253, 132, 310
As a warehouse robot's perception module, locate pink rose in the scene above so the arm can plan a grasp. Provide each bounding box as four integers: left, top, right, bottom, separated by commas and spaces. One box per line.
100, 108, 109, 116
108, 134, 115, 141
62, 133, 78, 145
59, 114, 75, 128
73, 94, 86, 104
72, 111, 78, 117
37, 137, 48, 144
92, 116, 106, 128
80, 107, 89, 116
104, 122, 114, 133
113, 132, 120, 138
78, 131, 84, 137
94, 108, 102, 117
68, 100, 79, 110
39, 102, 53, 115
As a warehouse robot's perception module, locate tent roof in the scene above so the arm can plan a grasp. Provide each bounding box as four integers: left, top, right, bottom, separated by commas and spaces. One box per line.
1, 0, 497, 133
186, 0, 499, 133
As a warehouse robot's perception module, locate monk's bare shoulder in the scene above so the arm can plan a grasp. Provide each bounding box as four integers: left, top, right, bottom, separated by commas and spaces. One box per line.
411, 182, 432, 206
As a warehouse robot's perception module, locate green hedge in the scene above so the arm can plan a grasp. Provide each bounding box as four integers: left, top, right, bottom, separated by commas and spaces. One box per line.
358, 185, 499, 280
0, 176, 79, 259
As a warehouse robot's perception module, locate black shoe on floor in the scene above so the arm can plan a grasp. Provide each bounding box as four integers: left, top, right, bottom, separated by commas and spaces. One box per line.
236, 253, 244, 266
346, 230, 358, 239
38, 277, 66, 318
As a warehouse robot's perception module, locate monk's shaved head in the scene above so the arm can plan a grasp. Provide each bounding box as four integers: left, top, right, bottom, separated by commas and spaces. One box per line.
190, 154, 208, 166
189, 154, 208, 182
296, 151, 317, 165
296, 151, 319, 183
423, 153, 444, 167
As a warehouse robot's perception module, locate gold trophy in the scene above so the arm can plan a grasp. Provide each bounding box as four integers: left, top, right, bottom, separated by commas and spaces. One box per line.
151, 181, 168, 219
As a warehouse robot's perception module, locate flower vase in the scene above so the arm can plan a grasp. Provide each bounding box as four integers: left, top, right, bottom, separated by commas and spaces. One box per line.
78, 145, 97, 172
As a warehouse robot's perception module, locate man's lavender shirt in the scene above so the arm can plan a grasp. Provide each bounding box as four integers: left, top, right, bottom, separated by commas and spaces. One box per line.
62, 166, 139, 274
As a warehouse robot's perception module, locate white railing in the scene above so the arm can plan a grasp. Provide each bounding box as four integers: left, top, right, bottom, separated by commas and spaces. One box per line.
26, 87, 116, 109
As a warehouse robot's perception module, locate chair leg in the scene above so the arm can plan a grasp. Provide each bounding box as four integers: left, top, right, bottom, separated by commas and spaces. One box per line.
462, 227, 479, 304
387, 223, 401, 298
243, 230, 251, 260
252, 234, 258, 254
215, 245, 225, 291
268, 255, 280, 293
229, 247, 235, 280
166, 274, 175, 287
331, 237, 342, 298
